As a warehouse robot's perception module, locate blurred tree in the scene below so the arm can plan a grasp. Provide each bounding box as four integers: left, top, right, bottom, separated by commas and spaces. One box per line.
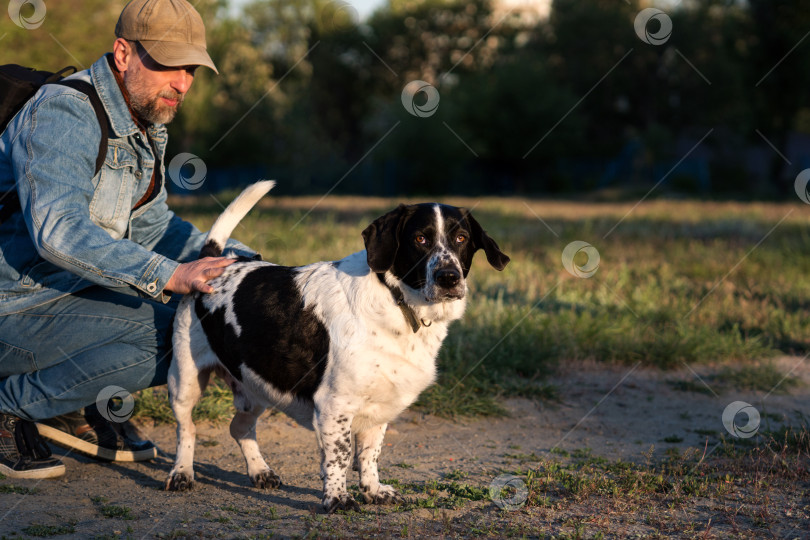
168, 10, 280, 171
445, 57, 586, 192
665, 1, 757, 194
168, 0, 308, 184
747, 0, 810, 192
540, 0, 638, 160
5, 0, 810, 197
0, 0, 121, 68
368, 0, 500, 86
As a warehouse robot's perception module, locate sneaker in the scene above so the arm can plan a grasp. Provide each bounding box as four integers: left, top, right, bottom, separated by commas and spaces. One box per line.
36, 406, 157, 462
0, 413, 65, 479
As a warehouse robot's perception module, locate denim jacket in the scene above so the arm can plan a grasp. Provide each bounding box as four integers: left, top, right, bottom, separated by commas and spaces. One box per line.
0, 55, 251, 315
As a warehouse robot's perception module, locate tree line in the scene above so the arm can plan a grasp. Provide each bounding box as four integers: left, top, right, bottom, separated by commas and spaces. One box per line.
2, 0, 809, 197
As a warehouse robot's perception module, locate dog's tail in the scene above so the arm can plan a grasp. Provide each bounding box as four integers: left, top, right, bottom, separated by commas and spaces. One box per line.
199, 180, 275, 258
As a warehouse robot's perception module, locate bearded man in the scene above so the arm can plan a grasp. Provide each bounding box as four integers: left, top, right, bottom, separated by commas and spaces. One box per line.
0, 0, 255, 478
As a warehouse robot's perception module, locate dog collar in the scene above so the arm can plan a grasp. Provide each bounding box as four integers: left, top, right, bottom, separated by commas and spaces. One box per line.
376, 273, 430, 333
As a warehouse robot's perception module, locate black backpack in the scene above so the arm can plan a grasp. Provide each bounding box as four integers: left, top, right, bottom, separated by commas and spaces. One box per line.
0, 65, 109, 224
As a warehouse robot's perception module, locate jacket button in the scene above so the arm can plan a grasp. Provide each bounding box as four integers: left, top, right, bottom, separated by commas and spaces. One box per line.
135, 171, 143, 179
146, 282, 157, 293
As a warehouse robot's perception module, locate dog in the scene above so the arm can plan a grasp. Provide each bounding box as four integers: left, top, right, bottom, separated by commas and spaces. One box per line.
165, 181, 509, 512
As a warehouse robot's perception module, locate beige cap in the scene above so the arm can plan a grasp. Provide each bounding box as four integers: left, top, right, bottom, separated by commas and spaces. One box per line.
115, 0, 218, 74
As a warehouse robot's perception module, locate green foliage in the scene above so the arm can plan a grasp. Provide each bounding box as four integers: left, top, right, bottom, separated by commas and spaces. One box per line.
5, 0, 810, 196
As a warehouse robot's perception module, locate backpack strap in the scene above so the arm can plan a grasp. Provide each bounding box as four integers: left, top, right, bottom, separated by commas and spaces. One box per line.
0, 79, 109, 225
54, 79, 109, 176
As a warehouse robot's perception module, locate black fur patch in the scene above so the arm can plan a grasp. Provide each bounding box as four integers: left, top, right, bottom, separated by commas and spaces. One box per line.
363, 204, 509, 289
196, 265, 330, 400
195, 297, 241, 379
199, 239, 222, 258
391, 205, 468, 289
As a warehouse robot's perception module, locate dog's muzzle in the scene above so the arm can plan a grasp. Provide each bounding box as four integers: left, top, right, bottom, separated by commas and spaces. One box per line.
431, 267, 465, 300
435, 268, 460, 289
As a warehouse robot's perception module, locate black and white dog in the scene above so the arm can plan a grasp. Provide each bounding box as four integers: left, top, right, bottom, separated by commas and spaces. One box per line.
166, 181, 509, 512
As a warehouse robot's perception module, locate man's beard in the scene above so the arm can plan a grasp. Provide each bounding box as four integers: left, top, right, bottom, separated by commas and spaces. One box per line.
126, 76, 184, 125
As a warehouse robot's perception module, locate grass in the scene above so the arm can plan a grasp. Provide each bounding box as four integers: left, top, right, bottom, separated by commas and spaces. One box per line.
20, 524, 76, 537
314, 424, 807, 537
0, 484, 38, 495
134, 380, 234, 424
716, 362, 803, 392
668, 361, 803, 396
99, 505, 134, 520
132, 196, 809, 421
503, 424, 810, 532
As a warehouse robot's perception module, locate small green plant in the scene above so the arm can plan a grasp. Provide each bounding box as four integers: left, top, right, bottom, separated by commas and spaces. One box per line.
0, 485, 37, 495
443, 469, 469, 480
505, 452, 542, 462
717, 363, 802, 393
100, 505, 134, 520
667, 379, 715, 395
21, 524, 76, 537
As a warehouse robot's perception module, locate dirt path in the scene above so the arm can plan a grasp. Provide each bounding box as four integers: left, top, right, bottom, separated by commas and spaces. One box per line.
1, 359, 808, 539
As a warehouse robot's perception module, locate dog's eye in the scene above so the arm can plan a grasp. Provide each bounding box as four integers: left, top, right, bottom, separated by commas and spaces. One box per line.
415, 235, 428, 245
455, 234, 467, 244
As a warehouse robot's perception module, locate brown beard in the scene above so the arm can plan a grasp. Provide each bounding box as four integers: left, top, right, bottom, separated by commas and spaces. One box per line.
126, 76, 185, 125
129, 84, 185, 124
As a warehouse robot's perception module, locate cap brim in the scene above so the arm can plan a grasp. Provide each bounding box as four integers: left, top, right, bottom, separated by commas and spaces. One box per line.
138, 40, 218, 74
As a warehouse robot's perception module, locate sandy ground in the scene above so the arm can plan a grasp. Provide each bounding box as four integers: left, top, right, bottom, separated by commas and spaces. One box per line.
0, 358, 807, 539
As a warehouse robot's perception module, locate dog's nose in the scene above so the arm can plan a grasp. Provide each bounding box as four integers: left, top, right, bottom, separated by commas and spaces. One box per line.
435, 268, 460, 289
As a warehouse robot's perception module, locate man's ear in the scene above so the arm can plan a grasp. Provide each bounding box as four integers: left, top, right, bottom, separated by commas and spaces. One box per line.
112, 38, 133, 73
464, 210, 510, 271
362, 204, 408, 273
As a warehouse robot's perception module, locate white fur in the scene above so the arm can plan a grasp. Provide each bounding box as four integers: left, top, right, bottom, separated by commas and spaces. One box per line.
206, 180, 275, 253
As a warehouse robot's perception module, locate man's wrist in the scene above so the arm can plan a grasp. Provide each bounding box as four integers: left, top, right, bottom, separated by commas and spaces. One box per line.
138, 255, 179, 299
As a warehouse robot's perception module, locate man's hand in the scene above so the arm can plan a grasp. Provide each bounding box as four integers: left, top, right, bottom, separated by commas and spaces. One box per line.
165, 257, 236, 295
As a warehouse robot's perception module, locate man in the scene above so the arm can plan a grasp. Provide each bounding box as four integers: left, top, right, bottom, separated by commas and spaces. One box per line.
0, 0, 254, 478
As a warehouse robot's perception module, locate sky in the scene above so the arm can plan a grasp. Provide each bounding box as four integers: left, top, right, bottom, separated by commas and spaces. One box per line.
229, 0, 387, 21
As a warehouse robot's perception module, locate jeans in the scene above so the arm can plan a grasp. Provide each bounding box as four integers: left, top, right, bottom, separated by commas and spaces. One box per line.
0, 286, 173, 421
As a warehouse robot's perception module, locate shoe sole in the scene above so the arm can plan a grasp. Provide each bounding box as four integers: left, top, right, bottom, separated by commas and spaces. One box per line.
0, 461, 65, 479
35, 424, 157, 462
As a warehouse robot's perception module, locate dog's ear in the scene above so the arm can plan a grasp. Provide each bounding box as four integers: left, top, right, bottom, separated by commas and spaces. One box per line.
464, 210, 510, 271
362, 204, 407, 273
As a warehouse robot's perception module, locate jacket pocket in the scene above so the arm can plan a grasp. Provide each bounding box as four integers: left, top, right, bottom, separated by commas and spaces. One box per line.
0, 339, 37, 377
89, 142, 136, 239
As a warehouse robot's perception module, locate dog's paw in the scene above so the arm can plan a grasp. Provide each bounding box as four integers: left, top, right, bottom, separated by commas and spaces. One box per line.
165, 472, 194, 491
323, 493, 361, 514
360, 483, 406, 505
251, 469, 282, 489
